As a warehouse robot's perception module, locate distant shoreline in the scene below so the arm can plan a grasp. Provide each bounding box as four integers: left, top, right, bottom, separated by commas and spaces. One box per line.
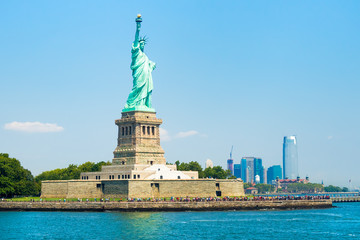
0, 200, 332, 212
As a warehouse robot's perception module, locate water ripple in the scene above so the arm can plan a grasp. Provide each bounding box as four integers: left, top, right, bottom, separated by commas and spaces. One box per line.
0, 202, 359, 239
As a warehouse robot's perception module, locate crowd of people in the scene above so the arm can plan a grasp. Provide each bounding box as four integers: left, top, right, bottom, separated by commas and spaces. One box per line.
19, 195, 330, 202
122, 195, 331, 202
2, 195, 331, 203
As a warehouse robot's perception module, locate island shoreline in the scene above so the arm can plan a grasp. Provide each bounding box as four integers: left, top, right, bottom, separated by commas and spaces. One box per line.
0, 200, 332, 212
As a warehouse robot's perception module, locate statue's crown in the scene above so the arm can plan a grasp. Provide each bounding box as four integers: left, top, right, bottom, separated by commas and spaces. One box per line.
139, 36, 148, 44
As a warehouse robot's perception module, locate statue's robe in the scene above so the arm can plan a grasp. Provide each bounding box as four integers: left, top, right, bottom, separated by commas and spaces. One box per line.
125, 43, 156, 109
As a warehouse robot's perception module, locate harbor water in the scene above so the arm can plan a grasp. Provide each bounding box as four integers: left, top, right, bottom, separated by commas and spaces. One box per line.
1, 202, 359, 239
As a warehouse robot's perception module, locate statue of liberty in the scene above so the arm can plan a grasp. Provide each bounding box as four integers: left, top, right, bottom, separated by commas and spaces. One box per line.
123, 14, 156, 112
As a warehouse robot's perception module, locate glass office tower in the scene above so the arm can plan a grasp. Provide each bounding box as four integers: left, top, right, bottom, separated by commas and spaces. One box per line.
254, 158, 263, 183
234, 164, 241, 178
246, 159, 254, 183
267, 165, 282, 184
241, 157, 255, 183
241, 158, 247, 182
283, 136, 298, 179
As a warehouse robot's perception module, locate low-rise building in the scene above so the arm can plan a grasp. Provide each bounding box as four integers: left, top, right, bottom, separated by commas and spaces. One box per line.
245, 187, 258, 195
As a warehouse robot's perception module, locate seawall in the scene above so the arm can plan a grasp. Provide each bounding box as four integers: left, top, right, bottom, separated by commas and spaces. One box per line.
332, 197, 360, 202
0, 200, 332, 212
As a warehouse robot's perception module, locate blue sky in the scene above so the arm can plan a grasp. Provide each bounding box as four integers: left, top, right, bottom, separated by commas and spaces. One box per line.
1, 1, 359, 188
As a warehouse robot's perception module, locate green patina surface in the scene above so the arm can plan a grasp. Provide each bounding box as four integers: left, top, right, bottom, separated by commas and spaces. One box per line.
123, 15, 155, 113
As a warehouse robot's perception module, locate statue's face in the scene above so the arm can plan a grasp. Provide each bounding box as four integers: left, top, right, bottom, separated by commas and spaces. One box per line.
140, 41, 145, 51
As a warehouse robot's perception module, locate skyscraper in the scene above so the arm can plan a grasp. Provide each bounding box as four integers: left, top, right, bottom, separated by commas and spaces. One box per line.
227, 146, 234, 176
234, 164, 241, 178
241, 158, 247, 182
205, 159, 213, 169
283, 136, 298, 179
254, 158, 263, 183
227, 159, 234, 176
267, 165, 282, 184
241, 157, 257, 183
247, 158, 254, 182
262, 166, 267, 184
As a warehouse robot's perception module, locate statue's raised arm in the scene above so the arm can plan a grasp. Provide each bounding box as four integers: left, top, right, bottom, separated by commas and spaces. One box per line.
134, 16, 141, 47
123, 15, 156, 113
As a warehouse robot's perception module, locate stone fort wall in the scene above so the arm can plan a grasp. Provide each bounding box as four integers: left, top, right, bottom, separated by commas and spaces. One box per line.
41, 180, 103, 199
41, 181, 69, 198
41, 179, 244, 199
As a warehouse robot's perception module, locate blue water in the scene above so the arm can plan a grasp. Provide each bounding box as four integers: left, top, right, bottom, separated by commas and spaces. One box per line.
1, 203, 360, 239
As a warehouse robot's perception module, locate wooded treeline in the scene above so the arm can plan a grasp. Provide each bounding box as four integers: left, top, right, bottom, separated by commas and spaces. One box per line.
244, 182, 349, 194
0, 153, 110, 197
0, 153, 351, 197
175, 160, 234, 179
34, 161, 111, 182
0, 153, 39, 197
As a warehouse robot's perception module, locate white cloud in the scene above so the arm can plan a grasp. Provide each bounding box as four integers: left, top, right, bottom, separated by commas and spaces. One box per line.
175, 130, 199, 138
160, 129, 200, 141
159, 128, 171, 141
327, 136, 333, 140
4, 121, 64, 133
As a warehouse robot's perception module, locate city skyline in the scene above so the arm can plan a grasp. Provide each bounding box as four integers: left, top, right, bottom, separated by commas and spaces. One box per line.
1, 1, 359, 188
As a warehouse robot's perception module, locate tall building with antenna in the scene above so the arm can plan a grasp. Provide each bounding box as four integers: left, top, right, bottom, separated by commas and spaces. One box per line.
227, 146, 234, 176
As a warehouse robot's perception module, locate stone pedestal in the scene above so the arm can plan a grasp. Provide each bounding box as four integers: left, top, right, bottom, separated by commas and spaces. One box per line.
112, 111, 165, 166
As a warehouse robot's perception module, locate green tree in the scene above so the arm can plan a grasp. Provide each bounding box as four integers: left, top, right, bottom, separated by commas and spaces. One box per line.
243, 182, 252, 189
203, 166, 231, 179
175, 160, 180, 169
255, 183, 275, 194
286, 183, 324, 193
78, 162, 95, 172
188, 161, 203, 172
35, 161, 111, 184
92, 161, 109, 171
0, 176, 15, 197
188, 161, 204, 178
324, 185, 343, 192
0, 153, 40, 197
177, 162, 189, 171
176, 161, 204, 178
173, 160, 233, 179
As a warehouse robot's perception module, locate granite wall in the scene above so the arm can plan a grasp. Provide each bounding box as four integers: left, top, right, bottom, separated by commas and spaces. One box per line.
41, 179, 244, 199
41, 180, 102, 198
